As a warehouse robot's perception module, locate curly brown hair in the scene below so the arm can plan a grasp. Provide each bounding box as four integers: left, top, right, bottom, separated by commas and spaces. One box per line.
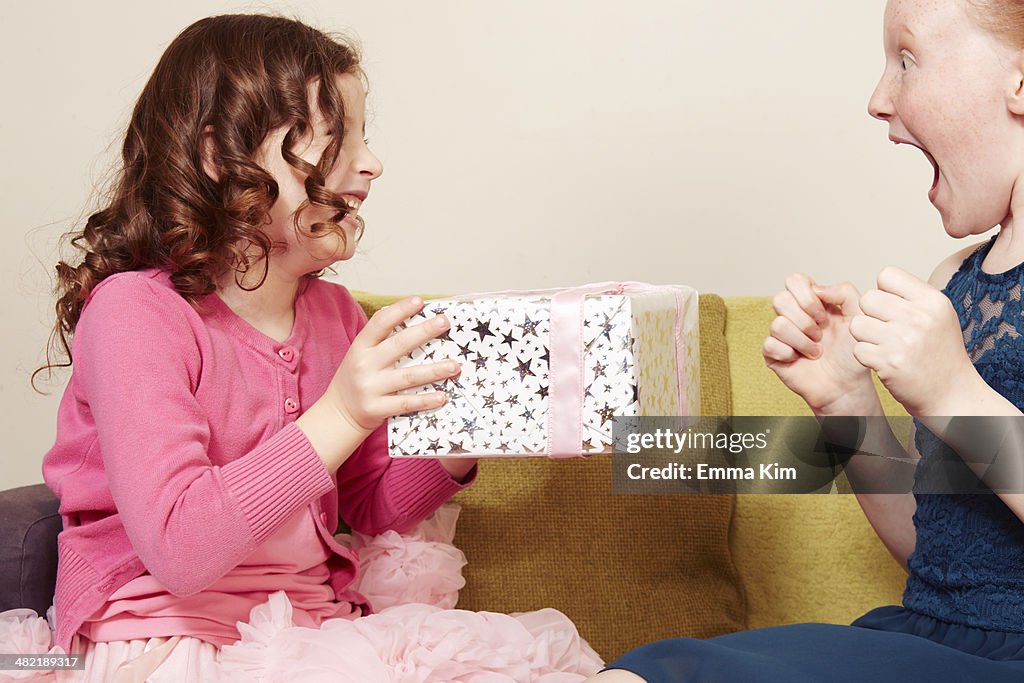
34, 14, 364, 390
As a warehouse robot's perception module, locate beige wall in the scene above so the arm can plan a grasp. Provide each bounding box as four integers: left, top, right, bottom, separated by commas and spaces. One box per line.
3, 0, 963, 489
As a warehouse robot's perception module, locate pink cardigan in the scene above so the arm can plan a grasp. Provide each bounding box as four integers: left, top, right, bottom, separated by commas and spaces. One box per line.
42, 269, 473, 652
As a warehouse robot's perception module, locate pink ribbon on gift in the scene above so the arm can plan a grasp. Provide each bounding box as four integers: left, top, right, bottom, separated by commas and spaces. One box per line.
453, 282, 693, 458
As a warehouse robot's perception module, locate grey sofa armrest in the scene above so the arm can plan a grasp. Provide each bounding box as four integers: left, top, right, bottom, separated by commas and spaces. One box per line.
0, 484, 61, 616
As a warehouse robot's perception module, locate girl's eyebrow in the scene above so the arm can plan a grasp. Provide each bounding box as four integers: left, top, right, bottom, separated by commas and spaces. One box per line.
342, 116, 366, 135
887, 25, 915, 51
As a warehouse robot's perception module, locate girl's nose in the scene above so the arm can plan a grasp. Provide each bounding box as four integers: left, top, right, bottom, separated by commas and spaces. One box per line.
868, 76, 893, 121
358, 145, 383, 180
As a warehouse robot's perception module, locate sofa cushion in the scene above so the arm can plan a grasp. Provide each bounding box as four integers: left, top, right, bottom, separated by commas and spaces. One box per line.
0, 484, 61, 616
356, 292, 745, 661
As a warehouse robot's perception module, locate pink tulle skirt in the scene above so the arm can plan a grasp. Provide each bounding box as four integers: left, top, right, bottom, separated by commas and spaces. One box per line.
0, 506, 602, 682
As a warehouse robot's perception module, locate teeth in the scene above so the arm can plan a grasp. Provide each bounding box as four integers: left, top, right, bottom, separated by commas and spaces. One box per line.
343, 196, 362, 212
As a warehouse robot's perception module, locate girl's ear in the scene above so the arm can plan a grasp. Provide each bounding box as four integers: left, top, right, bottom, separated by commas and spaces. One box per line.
200, 125, 221, 182
1008, 50, 1024, 116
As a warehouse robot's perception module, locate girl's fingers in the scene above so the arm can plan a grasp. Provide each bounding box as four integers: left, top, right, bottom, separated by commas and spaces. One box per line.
772, 290, 822, 342
380, 391, 449, 418
356, 297, 427, 348
849, 314, 887, 345
762, 335, 798, 363
852, 340, 881, 371
858, 288, 904, 323
384, 360, 462, 394
769, 315, 822, 359
813, 282, 863, 317
380, 314, 451, 365
784, 273, 828, 323
876, 265, 926, 301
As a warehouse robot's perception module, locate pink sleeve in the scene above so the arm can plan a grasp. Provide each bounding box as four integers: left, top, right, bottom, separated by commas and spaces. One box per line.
74, 275, 335, 597
338, 426, 475, 535
334, 290, 476, 535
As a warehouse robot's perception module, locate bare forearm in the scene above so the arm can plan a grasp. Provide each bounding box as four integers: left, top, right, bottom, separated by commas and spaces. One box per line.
836, 420, 918, 571
815, 389, 916, 570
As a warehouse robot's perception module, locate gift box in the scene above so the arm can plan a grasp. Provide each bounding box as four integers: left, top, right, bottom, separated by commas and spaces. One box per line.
387, 282, 699, 458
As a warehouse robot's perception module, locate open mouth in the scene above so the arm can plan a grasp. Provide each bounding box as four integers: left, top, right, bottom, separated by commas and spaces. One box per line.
342, 195, 363, 213
339, 195, 363, 226
918, 146, 940, 192
894, 139, 940, 193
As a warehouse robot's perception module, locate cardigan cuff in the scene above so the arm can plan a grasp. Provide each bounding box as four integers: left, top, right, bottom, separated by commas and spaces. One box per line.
386, 457, 477, 526
221, 423, 335, 543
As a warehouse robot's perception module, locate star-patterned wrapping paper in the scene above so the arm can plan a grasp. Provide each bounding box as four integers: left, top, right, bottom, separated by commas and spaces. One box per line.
387, 287, 700, 458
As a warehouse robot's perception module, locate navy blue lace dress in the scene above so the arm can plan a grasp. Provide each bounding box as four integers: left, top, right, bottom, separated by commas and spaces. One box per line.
608, 236, 1024, 682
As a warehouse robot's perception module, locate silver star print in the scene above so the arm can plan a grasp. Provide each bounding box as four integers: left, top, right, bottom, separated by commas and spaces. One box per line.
471, 320, 495, 342
518, 314, 541, 337
514, 357, 535, 380
459, 418, 483, 437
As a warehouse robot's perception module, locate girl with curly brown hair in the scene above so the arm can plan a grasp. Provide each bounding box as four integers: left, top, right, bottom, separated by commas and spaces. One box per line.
3, 13, 601, 681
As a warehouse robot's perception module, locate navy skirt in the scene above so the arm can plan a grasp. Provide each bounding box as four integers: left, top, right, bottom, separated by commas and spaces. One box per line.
607, 606, 1024, 682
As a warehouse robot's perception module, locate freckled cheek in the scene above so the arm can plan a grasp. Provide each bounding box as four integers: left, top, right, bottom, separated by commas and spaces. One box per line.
938, 117, 1003, 181
893, 89, 930, 128
897, 90, 960, 157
